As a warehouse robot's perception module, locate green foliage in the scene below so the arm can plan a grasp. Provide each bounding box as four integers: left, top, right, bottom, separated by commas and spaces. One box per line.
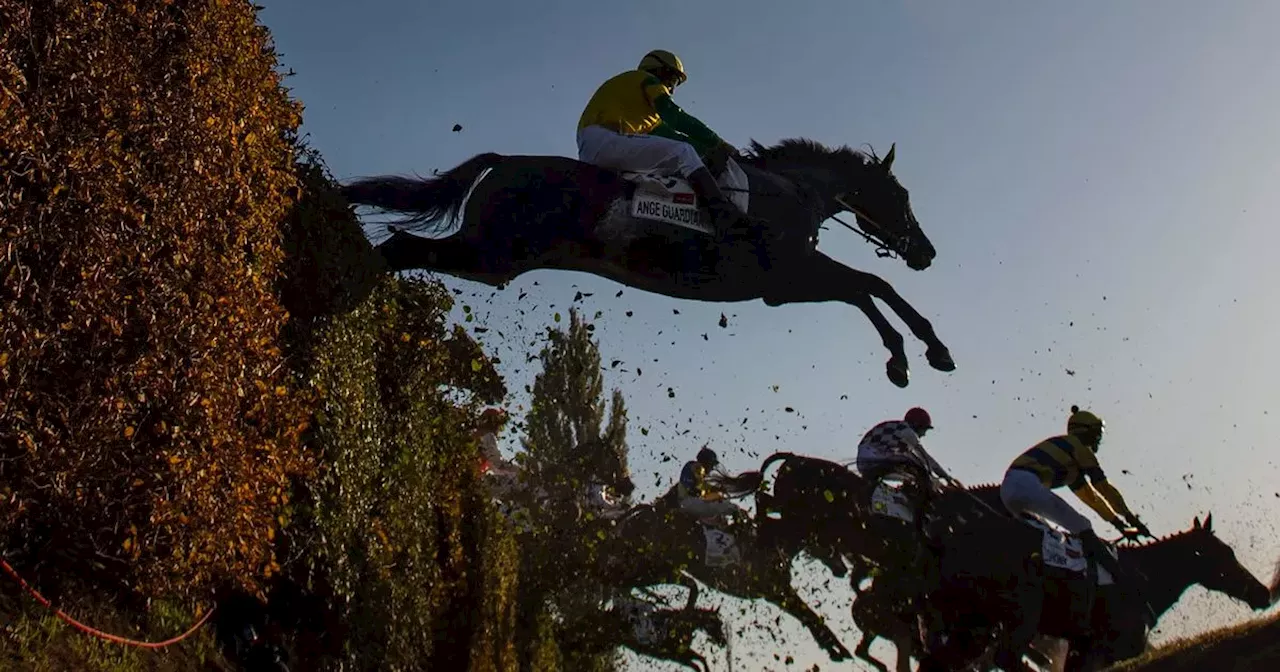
522, 307, 630, 489
516, 307, 629, 671
289, 264, 514, 670
0, 584, 220, 671
0, 0, 311, 601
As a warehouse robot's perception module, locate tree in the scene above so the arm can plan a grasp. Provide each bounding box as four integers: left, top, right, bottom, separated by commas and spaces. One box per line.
522, 308, 629, 495
517, 308, 630, 671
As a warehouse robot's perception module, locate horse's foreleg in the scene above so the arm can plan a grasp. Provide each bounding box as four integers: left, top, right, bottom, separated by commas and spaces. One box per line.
763, 254, 931, 387
843, 264, 955, 374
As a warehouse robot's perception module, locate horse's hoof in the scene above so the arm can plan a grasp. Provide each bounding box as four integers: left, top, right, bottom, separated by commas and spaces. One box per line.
926, 345, 956, 372
886, 359, 910, 388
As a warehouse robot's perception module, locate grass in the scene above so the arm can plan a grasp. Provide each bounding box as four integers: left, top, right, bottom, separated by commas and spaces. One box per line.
0, 584, 222, 671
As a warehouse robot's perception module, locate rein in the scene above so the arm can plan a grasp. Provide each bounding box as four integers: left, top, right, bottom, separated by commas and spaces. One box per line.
721, 182, 900, 259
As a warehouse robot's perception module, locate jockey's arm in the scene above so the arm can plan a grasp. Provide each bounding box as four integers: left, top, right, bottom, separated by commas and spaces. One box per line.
652, 92, 722, 154
1070, 482, 1125, 528
649, 121, 690, 143
921, 449, 953, 483
904, 434, 953, 484
1090, 477, 1138, 522
1076, 450, 1140, 524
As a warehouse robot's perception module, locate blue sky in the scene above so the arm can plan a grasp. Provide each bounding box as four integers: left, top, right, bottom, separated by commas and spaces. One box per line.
261, 1, 1280, 668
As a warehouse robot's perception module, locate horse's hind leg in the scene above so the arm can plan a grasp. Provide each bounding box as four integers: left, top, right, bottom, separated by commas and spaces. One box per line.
773, 587, 852, 661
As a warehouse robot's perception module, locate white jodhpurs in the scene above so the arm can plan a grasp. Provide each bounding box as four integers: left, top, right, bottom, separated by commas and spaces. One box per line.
577, 125, 706, 178
678, 496, 738, 519
1000, 468, 1093, 534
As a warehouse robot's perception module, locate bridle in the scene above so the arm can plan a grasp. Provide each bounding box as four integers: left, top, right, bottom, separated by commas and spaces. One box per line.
834, 193, 909, 260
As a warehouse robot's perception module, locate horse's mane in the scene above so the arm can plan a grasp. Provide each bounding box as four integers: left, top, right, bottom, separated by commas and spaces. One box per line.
741, 138, 881, 168
965, 481, 1001, 493
1119, 524, 1209, 550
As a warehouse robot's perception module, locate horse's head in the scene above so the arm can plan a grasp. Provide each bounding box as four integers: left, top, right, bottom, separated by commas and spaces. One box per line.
742, 139, 936, 270
836, 143, 936, 271
1177, 514, 1272, 610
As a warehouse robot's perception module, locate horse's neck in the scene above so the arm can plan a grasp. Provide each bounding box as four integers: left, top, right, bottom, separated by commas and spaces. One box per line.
740, 162, 833, 216
1124, 539, 1200, 617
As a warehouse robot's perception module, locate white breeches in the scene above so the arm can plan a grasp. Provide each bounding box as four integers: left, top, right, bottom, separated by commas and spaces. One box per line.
678, 496, 738, 519
1000, 468, 1093, 534
576, 124, 706, 178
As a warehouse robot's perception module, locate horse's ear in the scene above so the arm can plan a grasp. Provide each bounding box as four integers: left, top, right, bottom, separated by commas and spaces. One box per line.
1204, 512, 1213, 531
882, 143, 896, 171
1193, 516, 1202, 530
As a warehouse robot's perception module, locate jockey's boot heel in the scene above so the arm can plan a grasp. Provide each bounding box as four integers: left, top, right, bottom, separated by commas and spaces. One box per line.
1079, 528, 1125, 581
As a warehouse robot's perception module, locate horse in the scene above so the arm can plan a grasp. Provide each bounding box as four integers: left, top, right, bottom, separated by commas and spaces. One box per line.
340, 138, 956, 388
559, 597, 728, 672
844, 480, 1078, 671
752, 452, 1005, 586
917, 514, 1279, 671
598, 499, 854, 662
849, 574, 1065, 672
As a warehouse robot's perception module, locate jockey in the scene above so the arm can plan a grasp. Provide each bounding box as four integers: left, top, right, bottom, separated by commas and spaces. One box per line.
576, 49, 750, 242
855, 407, 954, 647
855, 407, 956, 495
676, 447, 741, 523
1001, 406, 1153, 580
476, 408, 517, 482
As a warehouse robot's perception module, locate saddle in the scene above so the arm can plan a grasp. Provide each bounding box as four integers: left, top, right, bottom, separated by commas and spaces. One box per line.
1017, 516, 1117, 585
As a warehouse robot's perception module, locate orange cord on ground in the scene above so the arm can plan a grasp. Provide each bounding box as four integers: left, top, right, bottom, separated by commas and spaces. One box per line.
1, 557, 214, 648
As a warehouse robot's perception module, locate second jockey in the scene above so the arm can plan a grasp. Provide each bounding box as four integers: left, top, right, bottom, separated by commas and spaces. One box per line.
677, 447, 741, 524
1001, 406, 1152, 582
856, 407, 956, 501
577, 49, 750, 242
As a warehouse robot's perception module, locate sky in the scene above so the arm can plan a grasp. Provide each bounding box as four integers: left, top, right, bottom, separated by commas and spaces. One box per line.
258, 1, 1280, 669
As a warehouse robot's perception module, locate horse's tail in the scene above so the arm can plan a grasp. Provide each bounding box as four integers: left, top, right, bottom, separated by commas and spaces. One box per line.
340, 152, 503, 235
758, 451, 797, 478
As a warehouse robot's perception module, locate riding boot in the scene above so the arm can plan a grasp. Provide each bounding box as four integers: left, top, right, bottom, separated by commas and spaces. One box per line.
685, 167, 750, 242
1078, 529, 1125, 582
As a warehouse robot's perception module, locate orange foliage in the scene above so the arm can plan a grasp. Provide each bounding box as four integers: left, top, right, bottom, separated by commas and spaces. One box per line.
0, 0, 313, 599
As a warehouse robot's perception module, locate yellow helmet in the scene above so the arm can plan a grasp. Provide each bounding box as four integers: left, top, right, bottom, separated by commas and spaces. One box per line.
1067, 405, 1105, 444
638, 49, 687, 86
